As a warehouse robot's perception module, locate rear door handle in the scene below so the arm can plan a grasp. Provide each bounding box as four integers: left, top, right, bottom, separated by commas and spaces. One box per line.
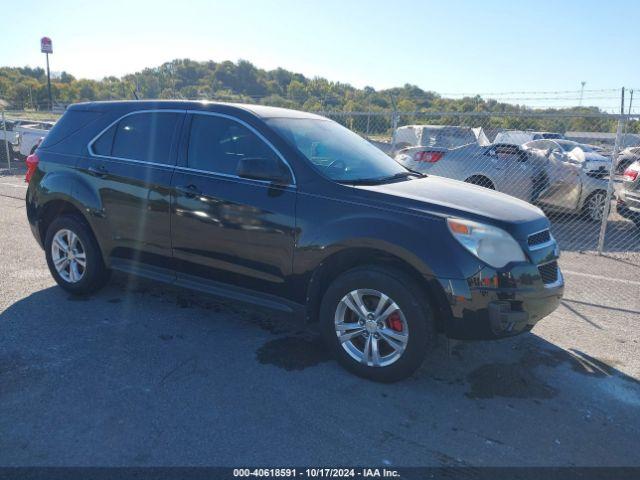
175, 184, 201, 198
88, 165, 108, 177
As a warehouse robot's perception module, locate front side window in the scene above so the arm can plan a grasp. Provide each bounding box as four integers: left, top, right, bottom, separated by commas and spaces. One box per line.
187, 115, 282, 177
94, 112, 180, 165
267, 117, 408, 182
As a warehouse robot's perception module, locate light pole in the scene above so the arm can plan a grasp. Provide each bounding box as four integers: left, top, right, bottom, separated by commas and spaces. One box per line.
40, 37, 53, 111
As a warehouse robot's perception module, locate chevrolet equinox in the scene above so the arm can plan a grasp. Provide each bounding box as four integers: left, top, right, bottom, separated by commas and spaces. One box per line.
26, 101, 564, 382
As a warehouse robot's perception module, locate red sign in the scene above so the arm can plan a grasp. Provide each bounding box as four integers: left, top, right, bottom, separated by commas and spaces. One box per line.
40, 37, 53, 54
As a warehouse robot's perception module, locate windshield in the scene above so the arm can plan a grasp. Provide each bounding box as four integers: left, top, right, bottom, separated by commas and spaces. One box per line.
267, 117, 408, 182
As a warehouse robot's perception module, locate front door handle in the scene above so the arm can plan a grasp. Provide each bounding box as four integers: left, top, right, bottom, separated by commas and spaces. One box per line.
88, 165, 108, 177
175, 184, 201, 198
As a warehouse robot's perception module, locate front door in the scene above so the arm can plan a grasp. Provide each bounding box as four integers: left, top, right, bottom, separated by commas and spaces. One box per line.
170, 113, 297, 299
537, 150, 582, 211
486, 144, 533, 201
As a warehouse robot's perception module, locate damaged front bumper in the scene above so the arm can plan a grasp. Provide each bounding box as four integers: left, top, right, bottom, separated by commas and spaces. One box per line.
439, 263, 564, 340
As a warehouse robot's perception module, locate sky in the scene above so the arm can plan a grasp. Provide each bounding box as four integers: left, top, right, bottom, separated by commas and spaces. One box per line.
1, 0, 638, 111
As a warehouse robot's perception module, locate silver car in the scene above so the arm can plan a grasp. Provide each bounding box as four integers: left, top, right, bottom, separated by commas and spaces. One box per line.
617, 161, 640, 228
395, 141, 610, 221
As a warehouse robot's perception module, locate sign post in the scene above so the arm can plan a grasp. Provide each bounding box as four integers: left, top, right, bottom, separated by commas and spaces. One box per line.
40, 37, 53, 111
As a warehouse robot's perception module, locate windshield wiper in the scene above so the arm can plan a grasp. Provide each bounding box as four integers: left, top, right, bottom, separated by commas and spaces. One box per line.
340, 171, 424, 185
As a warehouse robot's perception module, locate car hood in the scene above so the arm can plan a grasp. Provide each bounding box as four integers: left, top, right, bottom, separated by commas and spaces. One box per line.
352, 175, 548, 238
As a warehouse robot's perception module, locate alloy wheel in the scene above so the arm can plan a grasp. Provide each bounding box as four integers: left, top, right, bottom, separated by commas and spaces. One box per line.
51, 229, 86, 283
334, 289, 409, 367
587, 192, 607, 221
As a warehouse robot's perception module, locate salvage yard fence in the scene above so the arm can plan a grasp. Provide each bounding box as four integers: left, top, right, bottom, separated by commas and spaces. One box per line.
2, 108, 639, 293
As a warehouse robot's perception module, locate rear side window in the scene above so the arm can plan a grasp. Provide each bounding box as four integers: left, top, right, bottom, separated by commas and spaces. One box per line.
187, 114, 279, 175
39, 110, 103, 149
92, 112, 181, 165
92, 124, 115, 155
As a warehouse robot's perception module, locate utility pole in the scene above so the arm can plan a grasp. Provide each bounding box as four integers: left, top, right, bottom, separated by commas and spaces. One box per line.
622, 89, 633, 145
578, 81, 586, 106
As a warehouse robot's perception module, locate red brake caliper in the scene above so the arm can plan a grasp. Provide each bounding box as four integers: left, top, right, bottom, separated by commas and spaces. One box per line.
386, 312, 403, 332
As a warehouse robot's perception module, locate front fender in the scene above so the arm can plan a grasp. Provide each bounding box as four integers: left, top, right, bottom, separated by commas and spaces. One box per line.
295, 206, 479, 282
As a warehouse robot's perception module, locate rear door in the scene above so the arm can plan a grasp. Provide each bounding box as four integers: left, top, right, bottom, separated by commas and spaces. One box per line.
85, 110, 185, 273
170, 112, 297, 299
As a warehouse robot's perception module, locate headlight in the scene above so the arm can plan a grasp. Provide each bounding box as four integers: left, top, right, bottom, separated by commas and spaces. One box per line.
447, 218, 526, 268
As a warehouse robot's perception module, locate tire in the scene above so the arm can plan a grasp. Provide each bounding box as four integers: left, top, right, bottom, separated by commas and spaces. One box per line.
582, 190, 608, 223
465, 176, 495, 190
0, 141, 8, 163
44, 214, 110, 295
319, 266, 435, 382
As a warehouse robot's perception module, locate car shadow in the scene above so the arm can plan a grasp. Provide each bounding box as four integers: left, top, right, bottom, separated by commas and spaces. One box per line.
1, 275, 639, 466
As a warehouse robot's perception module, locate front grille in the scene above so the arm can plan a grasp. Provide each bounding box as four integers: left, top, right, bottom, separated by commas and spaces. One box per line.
528, 229, 551, 247
538, 261, 558, 285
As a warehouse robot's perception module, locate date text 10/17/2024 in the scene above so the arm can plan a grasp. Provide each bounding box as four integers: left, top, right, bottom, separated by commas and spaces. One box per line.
233, 468, 400, 478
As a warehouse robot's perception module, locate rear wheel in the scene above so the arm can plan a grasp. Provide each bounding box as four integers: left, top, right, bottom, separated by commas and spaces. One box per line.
45, 215, 110, 295
320, 266, 435, 382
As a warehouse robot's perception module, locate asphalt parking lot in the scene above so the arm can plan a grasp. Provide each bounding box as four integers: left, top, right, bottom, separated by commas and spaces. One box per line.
1, 168, 639, 467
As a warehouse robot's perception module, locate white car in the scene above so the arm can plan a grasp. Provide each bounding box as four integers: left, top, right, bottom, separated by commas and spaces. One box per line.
13, 121, 54, 158
523, 139, 611, 176
494, 130, 564, 145
392, 125, 490, 153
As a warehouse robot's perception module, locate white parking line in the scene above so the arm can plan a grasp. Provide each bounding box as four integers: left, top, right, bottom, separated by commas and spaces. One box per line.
0, 182, 27, 189
563, 270, 640, 286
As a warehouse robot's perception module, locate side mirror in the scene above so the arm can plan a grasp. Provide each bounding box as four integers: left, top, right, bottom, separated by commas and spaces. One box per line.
236, 156, 291, 185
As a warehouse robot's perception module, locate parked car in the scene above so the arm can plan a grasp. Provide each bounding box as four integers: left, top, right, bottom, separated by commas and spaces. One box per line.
493, 130, 564, 145
617, 161, 640, 228
26, 101, 563, 382
395, 141, 610, 221
523, 139, 612, 177
392, 125, 490, 153
615, 146, 640, 175
0, 120, 19, 163
14, 121, 54, 158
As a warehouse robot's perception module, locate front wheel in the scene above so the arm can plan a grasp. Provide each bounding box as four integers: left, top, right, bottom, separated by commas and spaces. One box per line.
320, 266, 435, 382
583, 191, 608, 222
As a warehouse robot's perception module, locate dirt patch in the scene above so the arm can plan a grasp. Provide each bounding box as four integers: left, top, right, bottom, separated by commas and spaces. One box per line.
256, 336, 331, 371
466, 362, 557, 399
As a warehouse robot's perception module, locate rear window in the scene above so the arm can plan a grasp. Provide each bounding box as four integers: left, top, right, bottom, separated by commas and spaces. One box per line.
39, 110, 102, 149
92, 112, 181, 165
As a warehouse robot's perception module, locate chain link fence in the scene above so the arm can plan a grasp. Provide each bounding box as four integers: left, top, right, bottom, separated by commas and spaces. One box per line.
2, 107, 639, 305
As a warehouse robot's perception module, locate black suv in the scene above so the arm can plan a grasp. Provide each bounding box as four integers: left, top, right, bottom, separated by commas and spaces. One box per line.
26, 101, 564, 382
